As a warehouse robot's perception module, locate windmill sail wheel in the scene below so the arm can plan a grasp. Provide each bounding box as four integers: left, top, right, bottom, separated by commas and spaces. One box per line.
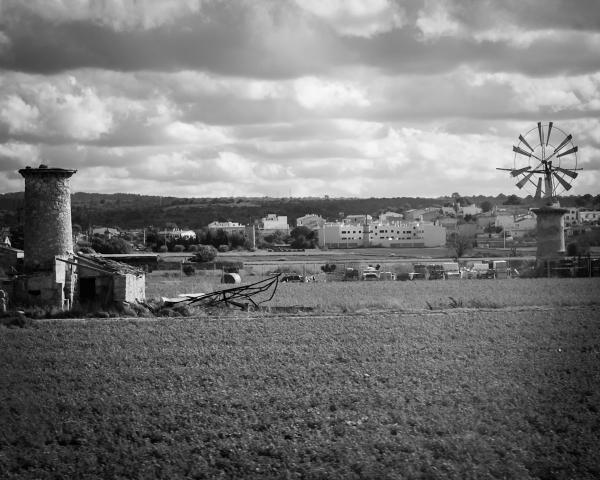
498, 122, 580, 200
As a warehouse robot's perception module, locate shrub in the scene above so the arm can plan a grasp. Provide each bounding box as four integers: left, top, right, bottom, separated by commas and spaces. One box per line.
182, 264, 196, 276
194, 245, 218, 263
173, 244, 185, 252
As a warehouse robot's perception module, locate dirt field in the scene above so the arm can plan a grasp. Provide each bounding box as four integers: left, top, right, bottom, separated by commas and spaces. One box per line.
1, 302, 599, 478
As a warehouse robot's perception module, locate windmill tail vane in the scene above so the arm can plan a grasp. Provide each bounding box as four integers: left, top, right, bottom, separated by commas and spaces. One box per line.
497, 121, 581, 200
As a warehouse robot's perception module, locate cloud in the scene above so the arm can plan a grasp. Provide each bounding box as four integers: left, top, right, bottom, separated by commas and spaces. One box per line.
0, 75, 113, 140
0, 0, 201, 31
0, 1, 599, 199
298, 0, 406, 37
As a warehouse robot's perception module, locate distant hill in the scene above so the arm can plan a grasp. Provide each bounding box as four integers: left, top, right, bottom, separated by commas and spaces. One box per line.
1, 191, 598, 230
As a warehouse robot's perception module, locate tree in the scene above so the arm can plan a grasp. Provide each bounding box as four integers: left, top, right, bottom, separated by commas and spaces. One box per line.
503, 194, 522, 205
451, 234, 472, 259
480, 200, 493, 213
289, 226, 318, 249
194, 245, 218, 263
90, 236, 133, 254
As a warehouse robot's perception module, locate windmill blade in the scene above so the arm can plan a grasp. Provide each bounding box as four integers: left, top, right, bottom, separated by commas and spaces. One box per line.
557, 145, 578, 158
534, 178, 543, 199
553, 134, 572, 153
516, 171, 535, 189
553, 172, 572, 191
554, 166, 578, 179
546, 122, 553, 146
513, 145, 532, 157
518, 135, 534, 152
537, 122, 544, 147
510, 166, 531, 177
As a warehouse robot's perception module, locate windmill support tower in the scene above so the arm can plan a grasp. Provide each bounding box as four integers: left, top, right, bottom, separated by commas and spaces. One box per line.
497, 122, 581, 273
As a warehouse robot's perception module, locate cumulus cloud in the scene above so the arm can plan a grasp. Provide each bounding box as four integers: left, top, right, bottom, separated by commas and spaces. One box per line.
0, 0, 598, 198
298, 0, 406, 37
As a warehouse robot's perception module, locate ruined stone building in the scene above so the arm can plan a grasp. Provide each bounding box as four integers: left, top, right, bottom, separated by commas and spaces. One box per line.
2, 164, 145, 311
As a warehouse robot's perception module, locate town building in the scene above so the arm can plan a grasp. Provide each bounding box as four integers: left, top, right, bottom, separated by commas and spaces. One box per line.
296, 214, 326, 230
344, 214, 372, 224
207, 221, 246, 233
578, 210, 600, 224
378, 211, 404, 223
158, 228, 196, 240
318, 220, 446, 249
258, 214, 289, 234
460, 204, 482, 216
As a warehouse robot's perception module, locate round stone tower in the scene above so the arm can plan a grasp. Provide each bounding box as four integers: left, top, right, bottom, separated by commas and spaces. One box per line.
531, 205, 568, 259
19, 165, 77, 272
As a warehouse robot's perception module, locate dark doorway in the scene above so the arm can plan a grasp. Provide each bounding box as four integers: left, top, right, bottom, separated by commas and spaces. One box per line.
79, 278, 96, 302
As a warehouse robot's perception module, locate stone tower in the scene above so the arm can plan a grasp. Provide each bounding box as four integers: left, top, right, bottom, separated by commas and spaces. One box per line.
19, 165, 77, 272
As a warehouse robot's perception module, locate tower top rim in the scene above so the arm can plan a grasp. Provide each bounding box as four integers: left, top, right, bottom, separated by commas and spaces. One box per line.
19, 165, 77, 178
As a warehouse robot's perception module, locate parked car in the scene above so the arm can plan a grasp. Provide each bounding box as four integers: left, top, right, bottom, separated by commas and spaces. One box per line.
468, 263, 495, 279
442, 262, 462, 279
281, 274, 305, 283
362, 272, 380, 281
427, 264, 445, 280
410, 263, 429, 280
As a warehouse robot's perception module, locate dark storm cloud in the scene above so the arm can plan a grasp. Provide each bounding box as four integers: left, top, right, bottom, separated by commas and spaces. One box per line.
0, 1, 346, 78
343, 27, 600, 77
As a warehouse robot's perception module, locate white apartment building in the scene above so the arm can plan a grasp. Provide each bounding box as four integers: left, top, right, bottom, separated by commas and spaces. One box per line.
579, 210, 600, 223
318, 221, 446, 248
259, 214, 289, 233
563, 208, 578, 226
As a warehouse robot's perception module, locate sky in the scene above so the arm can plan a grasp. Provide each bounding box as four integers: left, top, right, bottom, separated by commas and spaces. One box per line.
0, 0, 599, 199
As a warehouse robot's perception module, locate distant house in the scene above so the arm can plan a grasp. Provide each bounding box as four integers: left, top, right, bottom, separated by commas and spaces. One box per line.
207, 221, 246, 233
296, 214, 325, 230
460, 204, 482, 216
259, 214, 289, 234
92, 227, 120, 238
344, 214, 372, 224
403, 209, 426, 221
158, 228, 196, 240
378, 211, 404, 224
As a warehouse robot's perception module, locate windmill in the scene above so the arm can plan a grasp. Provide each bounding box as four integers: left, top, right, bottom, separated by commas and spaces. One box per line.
497, 122, 581, 201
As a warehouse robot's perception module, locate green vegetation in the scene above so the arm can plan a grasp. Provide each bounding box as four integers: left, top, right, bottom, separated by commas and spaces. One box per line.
1, 306, 599, 478
145, 275, 600, 311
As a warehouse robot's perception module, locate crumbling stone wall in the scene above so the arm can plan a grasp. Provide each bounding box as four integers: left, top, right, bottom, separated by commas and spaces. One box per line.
19, 167, 76, 272
113, 274, 146, 303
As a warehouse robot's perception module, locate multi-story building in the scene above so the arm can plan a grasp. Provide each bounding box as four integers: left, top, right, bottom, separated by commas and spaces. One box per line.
258, 214, 289, 234
578, 210, 600, 224
563, 208, 578, 226
318, 221, 446, 248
